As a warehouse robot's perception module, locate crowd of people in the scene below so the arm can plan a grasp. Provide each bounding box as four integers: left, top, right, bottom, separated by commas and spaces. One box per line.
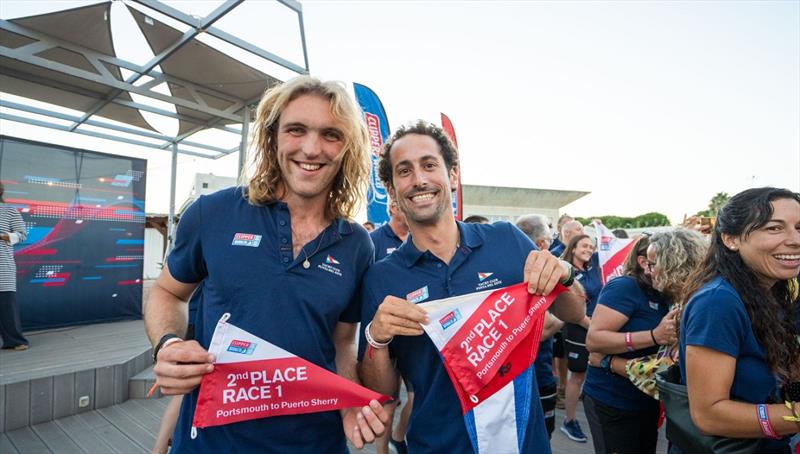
3, 74, 796, 453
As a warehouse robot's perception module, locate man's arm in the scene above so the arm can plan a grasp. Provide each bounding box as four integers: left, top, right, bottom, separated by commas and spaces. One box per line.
333, 321, 389, 449
541, 312, 565, 340
144, 263, 213, 395
523, 249, 585, 324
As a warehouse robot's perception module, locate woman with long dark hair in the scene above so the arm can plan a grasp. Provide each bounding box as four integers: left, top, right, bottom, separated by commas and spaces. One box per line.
559, 234, 602, 443
680, 187, 800, 452
582, 235, 677, 454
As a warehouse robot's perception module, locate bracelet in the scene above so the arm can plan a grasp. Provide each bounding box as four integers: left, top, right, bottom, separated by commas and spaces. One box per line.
365, 322, 392, 349
625, 332, 635, 352
559, 260, 575, 287
756, 404, 780, 439
650, 329, 658, 346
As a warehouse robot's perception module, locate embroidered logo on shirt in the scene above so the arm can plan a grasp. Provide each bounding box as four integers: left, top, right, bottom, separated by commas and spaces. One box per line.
476, 272, 502, 291
385, 247, 396, 255
649, 301, 659, 310
227, 339, 257, 355
318, 258, 342, 277
231, 233, 262, 247
439, 309, 462, 330
407, 286, 429, 304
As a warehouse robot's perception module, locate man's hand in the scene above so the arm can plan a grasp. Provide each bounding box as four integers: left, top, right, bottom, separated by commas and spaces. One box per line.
523, 250, 569, 295
342, 400, 390, 449
370, 296, 429, 342
153, 340, 215, 395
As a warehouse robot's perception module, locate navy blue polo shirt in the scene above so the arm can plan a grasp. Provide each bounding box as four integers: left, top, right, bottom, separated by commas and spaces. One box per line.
575, 253, 603, 316
680, 276, 789, 450
583, 276, 668, 411
166, 187, 373, 453
360, 221, 551, 453
549, 238, 565, 257
369, 222, 403, 261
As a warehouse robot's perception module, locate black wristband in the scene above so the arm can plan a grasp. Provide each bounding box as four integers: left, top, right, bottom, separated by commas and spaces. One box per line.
153, 333, 181, 363
559, 261, 575, 287
650, 329, 658, 346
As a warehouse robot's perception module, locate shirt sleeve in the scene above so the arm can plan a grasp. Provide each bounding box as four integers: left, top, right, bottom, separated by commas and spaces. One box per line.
597, 277, 640, 318
682, 286, 747, 358
166, 196, 207, 284
10, 209, 26, 243
339, 228, 375, 323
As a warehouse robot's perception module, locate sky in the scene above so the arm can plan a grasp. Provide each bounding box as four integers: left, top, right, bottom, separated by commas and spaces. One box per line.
1, 0, 798, 224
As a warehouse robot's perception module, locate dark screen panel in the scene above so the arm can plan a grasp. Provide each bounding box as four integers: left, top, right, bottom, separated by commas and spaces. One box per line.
0, 135, 146, 330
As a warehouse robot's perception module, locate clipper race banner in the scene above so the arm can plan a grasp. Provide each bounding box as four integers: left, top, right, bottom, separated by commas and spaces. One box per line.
419, 283, 567, 413
593, 221, 635, 284
192, 314, 389, 431
354, 83, 391, 226
440, 113, 463, 221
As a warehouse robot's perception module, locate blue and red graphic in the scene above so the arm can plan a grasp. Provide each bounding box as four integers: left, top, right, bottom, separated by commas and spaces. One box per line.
227, 339, 257, 355
1, 136, 145, 330
353, 83, 391, 226
439, 309, 462, 330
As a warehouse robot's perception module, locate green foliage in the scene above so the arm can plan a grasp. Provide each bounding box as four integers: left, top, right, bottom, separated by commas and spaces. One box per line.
693, 192, 729, 218
574, 212, 671, 229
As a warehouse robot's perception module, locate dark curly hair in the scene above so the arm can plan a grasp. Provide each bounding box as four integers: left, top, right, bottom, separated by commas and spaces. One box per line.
623, 235, 653, 291
683, 187, 800, 382
377, 120, 459, 189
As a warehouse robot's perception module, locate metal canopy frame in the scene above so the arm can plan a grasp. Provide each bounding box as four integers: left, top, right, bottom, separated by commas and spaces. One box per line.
0, 0, 309, 248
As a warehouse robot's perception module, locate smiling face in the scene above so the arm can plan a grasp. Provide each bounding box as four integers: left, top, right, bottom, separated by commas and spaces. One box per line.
387, 133, 458, 226
725, 198, 800, 287
572, 237, 595, 267
275, 94, 345, 205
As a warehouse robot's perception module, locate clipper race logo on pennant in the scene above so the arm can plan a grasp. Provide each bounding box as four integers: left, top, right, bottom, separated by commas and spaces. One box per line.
593, 221, 634, 284
419, 282, 567, 413
191, 314, 389, 434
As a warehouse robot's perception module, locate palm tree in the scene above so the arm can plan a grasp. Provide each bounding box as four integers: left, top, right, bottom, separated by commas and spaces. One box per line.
708, 192, 729, 217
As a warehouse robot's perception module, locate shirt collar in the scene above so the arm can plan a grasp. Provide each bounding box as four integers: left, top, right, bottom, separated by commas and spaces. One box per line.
395, 221, 484, 268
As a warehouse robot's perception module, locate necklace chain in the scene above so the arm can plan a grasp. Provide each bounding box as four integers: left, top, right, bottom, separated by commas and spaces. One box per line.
294, 225, 326, 269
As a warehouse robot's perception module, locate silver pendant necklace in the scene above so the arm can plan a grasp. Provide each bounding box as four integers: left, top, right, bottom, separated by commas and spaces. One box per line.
298, 228, 325, 269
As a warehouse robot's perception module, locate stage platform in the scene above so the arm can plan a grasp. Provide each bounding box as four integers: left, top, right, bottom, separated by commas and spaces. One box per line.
0, 320, 152, 433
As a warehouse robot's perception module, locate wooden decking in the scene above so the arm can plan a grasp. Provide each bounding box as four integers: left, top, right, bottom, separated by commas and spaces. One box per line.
1, 396, 168, 454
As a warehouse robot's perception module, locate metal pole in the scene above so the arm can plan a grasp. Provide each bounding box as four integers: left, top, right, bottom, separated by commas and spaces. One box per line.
167, 142, 178, 253
238, 105, 250, 178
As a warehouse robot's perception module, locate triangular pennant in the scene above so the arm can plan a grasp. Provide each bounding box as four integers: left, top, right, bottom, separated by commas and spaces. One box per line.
593, 221, 635, 284
419, 283, 566, 414
192, 314, 389, 431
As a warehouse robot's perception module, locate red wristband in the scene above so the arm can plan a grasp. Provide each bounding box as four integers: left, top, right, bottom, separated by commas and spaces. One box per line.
625, 332, 635, 352
757, 404, 780, 439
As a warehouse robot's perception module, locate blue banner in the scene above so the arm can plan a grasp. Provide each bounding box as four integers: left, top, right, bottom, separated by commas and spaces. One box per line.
353, 83, 390, 225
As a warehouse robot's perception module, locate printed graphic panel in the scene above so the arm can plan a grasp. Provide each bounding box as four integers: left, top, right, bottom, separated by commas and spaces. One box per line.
1, 136, 145, 329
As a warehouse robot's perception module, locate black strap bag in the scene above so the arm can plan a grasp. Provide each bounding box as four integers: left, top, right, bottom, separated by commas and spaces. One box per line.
656, 364, 762, 454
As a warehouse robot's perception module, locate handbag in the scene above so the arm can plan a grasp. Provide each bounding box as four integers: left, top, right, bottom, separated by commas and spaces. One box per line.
656, 364, 762, 454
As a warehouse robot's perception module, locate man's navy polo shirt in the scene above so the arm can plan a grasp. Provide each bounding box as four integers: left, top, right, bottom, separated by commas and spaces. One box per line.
549, 238, 565, 257
167, 187, 373, 453
360, 221, 551, 453
369, 222, 403, 261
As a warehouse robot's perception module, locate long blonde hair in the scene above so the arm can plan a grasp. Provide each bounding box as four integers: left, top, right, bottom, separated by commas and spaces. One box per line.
245, 76, 370, 220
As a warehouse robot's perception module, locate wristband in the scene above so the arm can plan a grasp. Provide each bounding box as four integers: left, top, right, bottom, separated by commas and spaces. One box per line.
153, 333, 182, 362
559, 260, 575, 287
625, 332, 635, 352
650, 329, 658, 346
365, 322, 392, 349
756, 404, 780, 439
600, 355, 614, 374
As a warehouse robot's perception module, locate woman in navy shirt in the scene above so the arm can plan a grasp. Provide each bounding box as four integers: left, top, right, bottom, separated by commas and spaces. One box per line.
583, 235, 677, 454
680, 187, 800, 453
559, 234, 602, 443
